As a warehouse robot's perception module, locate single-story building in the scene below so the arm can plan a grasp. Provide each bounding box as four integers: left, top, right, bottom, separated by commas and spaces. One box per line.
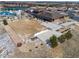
32, 10, 69, 22
34, 29, 62, 43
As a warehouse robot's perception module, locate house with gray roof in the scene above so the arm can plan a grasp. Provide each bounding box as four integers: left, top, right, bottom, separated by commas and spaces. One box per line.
32, 10, 69, 22
34, 29, 62, 43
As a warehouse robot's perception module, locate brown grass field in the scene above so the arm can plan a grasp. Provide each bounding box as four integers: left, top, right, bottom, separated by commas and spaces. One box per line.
8, 19, 45, 36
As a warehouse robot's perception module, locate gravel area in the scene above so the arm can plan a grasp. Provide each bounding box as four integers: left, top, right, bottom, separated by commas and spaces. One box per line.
8, 37, 53, 58
61, 29, 79, 58
9, 43, 53, 58
8, 29, 79, 58
0, 25, 15, 58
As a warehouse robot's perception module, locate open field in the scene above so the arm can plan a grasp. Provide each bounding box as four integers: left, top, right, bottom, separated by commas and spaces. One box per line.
5, 22, 79, 58
8, 19, 45, 37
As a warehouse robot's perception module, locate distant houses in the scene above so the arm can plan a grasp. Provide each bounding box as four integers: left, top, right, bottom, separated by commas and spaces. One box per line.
31, 10, 69, 22
0, 1, 30, 11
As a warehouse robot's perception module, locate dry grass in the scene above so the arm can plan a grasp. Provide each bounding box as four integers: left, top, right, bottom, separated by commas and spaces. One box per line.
9, 19, 45, 36
51, 44, 64, 58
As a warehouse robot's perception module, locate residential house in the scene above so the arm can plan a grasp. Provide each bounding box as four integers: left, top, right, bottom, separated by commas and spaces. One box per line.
32, 10, 69, 22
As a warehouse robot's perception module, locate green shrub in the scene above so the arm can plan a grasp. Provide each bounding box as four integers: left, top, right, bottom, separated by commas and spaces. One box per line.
58, 35, 65, 43
49, 35, 58, 48
3, 20, 8, 25
65, 31, 72, 40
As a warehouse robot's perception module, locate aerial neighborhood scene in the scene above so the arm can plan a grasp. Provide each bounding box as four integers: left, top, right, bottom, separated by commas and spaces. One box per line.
0, 1, 79, 58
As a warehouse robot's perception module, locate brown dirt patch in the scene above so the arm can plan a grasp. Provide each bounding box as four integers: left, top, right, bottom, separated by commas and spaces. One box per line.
9, 19, 45, 36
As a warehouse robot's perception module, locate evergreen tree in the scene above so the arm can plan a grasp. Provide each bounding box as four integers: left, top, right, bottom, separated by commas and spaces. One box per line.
49, 35, 58, 48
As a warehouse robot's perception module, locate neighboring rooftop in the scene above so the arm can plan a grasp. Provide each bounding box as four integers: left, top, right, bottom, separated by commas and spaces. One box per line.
0, 11, 16, 16
41, 22, 63, 30
32, 10, 68, 22
34, 29, 62, 43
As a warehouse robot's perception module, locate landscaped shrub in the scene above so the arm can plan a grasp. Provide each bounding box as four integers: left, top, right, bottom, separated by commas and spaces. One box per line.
58, 35, 65, 43
3, 19, 8, 25
49, 35, 58, 48
17, 42, 22, 47
65, 31, 72, 40
58, 30, 72, 43
49, 31, 72, 48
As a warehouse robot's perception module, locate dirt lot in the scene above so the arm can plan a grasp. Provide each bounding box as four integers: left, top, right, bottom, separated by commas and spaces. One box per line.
8, 19, 45, 37
7, 26, 79, 58
8, 41, 53, 58
7, 20, 79, 58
